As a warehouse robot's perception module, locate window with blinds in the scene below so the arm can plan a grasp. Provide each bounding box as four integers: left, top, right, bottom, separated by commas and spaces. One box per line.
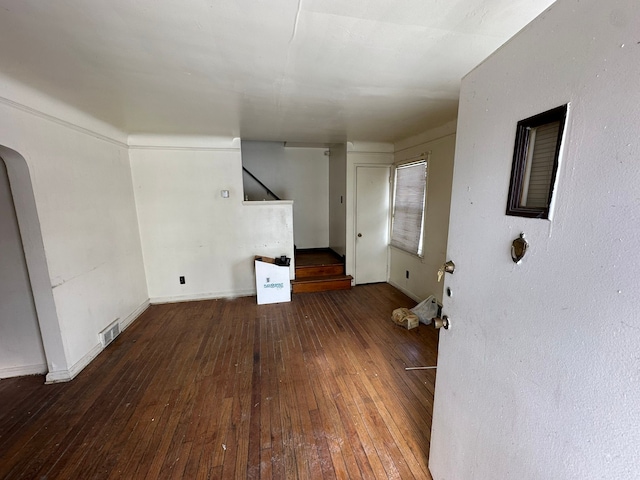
390, 160, 427, 256
520, 121, 560, 208
507, 105, 567, 219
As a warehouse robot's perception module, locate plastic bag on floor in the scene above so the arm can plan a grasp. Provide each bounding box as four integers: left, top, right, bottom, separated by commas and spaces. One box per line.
410, 295, 440, 325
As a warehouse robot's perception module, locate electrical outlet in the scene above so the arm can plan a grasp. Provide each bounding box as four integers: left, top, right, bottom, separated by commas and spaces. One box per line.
179, 276, 185, 284
406, 270, 409, 279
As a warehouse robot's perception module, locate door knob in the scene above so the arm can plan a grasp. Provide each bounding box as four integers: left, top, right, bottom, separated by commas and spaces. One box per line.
433, 315, 450, 330
357, 233, 362, 237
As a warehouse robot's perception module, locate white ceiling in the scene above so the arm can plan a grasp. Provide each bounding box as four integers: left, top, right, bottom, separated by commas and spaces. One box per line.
0, 0, 554, 143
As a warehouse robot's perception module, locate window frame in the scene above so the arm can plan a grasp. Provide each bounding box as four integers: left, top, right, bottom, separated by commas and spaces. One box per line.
390, 156, 429, 257
506, 104, 568, 219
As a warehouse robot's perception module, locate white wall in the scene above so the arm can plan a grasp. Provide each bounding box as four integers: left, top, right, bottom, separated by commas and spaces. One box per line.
345, 142, 394, 279
430, 0, 640, 478
130, 137, 295, 303
328, 143, 347, 257
241, 141, 328, 249
390, 122, 456, 302
0, 159, 46, 378
0, 90, 148, 382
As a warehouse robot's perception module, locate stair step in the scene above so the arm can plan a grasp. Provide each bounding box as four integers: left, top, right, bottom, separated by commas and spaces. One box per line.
295, 264, 344, 278
291, 275, 353, 294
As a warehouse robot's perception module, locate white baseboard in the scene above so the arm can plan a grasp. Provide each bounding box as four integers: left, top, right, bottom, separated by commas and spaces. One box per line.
387, 280, 423, 303
44, 369, 70, 383
45, 298, 150, 384
45, 340, 102, 384
120, 299, 150, 330
150, 289, 256, 305
0, 362, 47, 379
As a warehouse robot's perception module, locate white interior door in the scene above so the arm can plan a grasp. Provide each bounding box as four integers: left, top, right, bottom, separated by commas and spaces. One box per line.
354, 166, 390, 284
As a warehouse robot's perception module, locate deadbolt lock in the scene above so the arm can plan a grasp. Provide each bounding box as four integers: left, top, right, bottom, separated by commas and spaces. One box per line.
437, 260, 455, 282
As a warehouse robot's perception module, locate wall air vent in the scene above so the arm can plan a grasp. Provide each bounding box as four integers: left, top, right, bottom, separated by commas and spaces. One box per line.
100, 321, 121, 347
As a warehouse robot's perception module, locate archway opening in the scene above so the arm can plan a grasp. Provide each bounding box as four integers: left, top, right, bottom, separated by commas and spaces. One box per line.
0, 156, 46, 377
0, 145, 67, 382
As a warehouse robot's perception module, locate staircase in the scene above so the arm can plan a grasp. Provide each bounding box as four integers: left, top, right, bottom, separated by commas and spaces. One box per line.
291, 249, 353, 294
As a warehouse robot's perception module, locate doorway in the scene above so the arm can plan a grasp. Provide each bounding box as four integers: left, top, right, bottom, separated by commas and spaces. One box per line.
0, 145, 67, 382
0, 157, 46, 378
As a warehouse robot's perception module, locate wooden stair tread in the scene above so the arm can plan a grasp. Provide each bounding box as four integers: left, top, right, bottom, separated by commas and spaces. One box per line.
293, 249, 350, 293
295, 264, 345, 279
294, 248, 344, 267
296, 261, 343, 268
292, 274, 353, 284
292, 275, 352, 294
295, 255, 343, 264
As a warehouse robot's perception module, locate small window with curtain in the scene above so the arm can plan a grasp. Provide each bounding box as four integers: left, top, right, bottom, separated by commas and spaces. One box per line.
390, 159, 427, 257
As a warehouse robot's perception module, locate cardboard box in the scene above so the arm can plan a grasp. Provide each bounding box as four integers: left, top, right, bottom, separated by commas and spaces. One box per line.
255, 256, 291, 305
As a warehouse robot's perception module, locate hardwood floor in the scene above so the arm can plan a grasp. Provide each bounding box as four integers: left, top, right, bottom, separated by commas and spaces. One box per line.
0, 284, 438, 479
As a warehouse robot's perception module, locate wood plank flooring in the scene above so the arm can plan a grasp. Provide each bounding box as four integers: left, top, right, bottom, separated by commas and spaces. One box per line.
0, 284, 438, 479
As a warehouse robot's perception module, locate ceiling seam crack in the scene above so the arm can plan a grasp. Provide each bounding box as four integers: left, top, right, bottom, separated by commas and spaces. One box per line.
289, 0, 303, 44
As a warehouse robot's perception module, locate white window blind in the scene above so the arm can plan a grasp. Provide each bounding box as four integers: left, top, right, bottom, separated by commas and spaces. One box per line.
520, 120, 560, 208
390, 160, 427, 256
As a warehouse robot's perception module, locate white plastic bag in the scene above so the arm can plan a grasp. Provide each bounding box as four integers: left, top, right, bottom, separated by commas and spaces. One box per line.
410, 295, 440, 325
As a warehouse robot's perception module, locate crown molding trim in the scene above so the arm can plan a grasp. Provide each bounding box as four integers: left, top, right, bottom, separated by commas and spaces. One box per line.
0, 95, 128, 148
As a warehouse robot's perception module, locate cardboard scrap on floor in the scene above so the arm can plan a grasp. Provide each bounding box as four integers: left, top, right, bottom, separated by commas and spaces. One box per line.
391, 307, 419, 330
